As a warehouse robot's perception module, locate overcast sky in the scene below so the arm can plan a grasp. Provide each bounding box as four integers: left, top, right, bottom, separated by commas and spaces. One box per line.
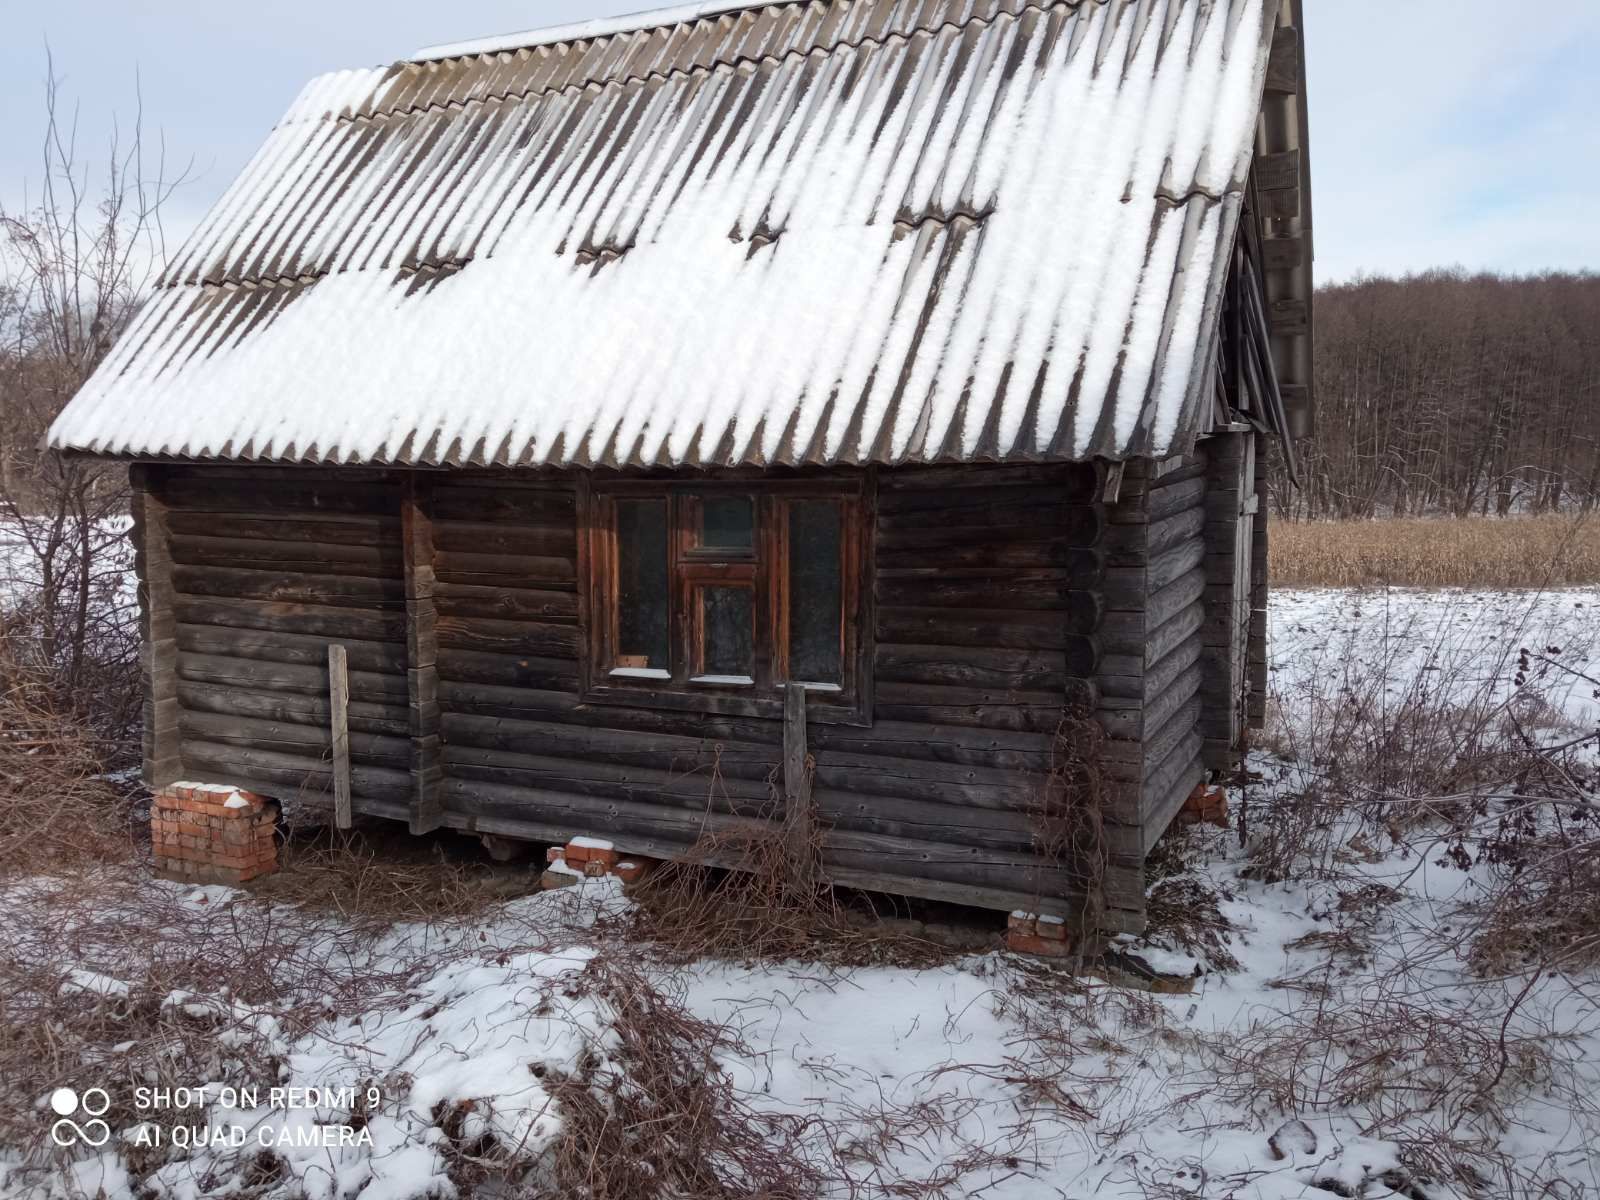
2, 0, 1594, 286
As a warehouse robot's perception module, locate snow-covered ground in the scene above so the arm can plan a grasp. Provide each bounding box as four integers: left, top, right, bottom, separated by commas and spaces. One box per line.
2, 587, 1597, 1200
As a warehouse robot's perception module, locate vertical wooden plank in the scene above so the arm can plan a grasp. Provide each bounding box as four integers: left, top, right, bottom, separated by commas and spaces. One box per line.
327, 644, 352, 830
403, 475, 443, 834
782, 681, 814, 885
130, 464, 181, 789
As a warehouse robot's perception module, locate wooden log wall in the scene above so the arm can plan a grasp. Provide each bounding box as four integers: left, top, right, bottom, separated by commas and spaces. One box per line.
1096, 451, 1210, 932
137, 460, 1141, 930
1200, 429, 1258, 769
154, 467, 413, 814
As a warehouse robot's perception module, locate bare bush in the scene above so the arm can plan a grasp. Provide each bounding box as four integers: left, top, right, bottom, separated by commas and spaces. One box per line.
1, 63, 186, 762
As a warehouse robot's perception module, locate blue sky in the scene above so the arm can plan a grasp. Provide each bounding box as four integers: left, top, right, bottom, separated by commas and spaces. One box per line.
2, 0, 1595, 285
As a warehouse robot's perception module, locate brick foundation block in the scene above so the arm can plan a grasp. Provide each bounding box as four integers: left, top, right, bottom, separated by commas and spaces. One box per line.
1007, 929, 1073, 958
1179, 785, 1229, 829
564, 838, 619, 869
152, 783, 277, 884
613, 859, 657, 885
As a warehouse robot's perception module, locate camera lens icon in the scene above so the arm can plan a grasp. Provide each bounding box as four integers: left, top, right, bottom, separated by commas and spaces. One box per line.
49, 1087, 110, 1147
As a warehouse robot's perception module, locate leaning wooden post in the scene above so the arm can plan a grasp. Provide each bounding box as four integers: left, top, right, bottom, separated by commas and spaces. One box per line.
327, 644, 352, 830
403, 475, 443, 834
782, 682, 815, 891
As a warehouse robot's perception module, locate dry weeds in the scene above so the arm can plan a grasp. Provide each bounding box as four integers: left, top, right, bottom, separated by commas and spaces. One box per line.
0, 641, 137, 873
1270, 513, 1600, 587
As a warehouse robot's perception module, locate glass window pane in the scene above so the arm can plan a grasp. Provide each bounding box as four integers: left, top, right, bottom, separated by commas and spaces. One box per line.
615, 499, 668, 671
700, 495, 754, 552
788, 501, 842, 684
699, 586, 753, 679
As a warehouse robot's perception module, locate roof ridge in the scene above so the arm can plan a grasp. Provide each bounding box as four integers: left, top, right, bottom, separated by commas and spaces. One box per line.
360, 1, 1063, 129
411, 0, 814, 63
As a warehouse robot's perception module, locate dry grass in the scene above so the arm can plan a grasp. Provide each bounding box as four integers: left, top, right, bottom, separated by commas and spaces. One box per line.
1270, 513, 1600, 588
0, 640, 137, 873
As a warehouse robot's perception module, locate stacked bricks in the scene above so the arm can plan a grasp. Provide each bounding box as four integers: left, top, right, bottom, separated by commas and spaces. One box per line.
152, 783, 278, 884
1179, 784, 1229, 829
1006, 910, 1072, 958
541, 837, 658, 890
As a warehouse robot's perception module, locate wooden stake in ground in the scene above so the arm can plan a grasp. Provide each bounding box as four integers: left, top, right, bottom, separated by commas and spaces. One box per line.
328, 644, 351, 830
782, 682, 816, 895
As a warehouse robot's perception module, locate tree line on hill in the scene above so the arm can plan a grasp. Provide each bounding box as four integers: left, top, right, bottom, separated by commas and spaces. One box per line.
1267, 270, 1600, 520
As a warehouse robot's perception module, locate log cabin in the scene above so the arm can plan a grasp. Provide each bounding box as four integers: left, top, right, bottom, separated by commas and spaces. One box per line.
47, 0, 1313, 934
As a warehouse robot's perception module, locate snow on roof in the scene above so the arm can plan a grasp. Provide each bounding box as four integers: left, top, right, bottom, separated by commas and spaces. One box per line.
49, 0, 1279, 470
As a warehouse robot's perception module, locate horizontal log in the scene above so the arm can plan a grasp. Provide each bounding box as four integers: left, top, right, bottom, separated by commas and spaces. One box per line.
173, 595, 406, 643
1147, 537, 1207, 592
182, 738, 411, 803
169, 533, 404, 579
441, 710, 777, 772
877, 607, 1097, 657
179, 710, 411, 769
429, 519, 575, 559
177, 623, 406, 676
876, 542, 1102, 572
166, 511, 400, 546
178, 680, 409, 738
875, 642, 1069, 691
872, 701, 1065, 734
177, 651, 408, 702
436, 648, 581, 691
877, 463, 1096, 495
160, 477, 398, 516
434, 615, 582, 659
174, 564, 405, 608
1098, 633, 1203, 701
876, 573, 1099, 614
429, 485, 575, 525
1102, 505, 1206, 567
1140, 477, 1206, 523
435, 582, 578, 622
439, 776, 773, 838
877, 495, 1101, 535
1100, 568, 1205, 654
815, 791, 1038, 851
440, 745, 776, 811
434, 547, 575, 586
876, 507, 1102, 551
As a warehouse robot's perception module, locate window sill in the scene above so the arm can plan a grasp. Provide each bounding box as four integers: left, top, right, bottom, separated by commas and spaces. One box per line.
609, 666, 671, 680
690, 673, 755, 686
580, 678, 869, 727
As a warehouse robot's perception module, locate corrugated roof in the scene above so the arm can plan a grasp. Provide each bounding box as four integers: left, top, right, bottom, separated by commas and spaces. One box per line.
49, 0, 1285, 469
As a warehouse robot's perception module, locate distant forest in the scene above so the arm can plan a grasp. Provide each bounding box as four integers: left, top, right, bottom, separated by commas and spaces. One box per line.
1268, 271, 1600, 520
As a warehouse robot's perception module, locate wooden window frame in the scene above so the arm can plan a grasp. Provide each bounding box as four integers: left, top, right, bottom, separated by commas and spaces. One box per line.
581, 476, 872, 726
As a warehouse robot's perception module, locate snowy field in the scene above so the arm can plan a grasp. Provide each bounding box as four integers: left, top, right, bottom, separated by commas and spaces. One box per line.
2, 587, 1597, 1200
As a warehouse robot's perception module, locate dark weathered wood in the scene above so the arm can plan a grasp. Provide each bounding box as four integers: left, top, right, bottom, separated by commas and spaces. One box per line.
403, 478, 443, 835
154, 459, 1146, 931
1264, 24, 1301, 93
132, 467, 182, 788
783, 682, 816, 886
174, 595, 405, 643
176, 623, 407, 675
178, 680, 409, 738
328, 644, 352, 829
876, 643, 1069, 691
875, 508, 1101, 551
173, 564, 406, 607
878, 607, 1098, 656
177, 651, 409, 701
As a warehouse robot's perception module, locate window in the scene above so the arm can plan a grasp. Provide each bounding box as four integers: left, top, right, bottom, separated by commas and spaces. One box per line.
584, 480, 869, 723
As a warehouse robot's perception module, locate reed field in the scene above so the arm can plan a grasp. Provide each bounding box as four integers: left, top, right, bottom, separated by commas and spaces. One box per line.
1270, 512, 1600, 588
